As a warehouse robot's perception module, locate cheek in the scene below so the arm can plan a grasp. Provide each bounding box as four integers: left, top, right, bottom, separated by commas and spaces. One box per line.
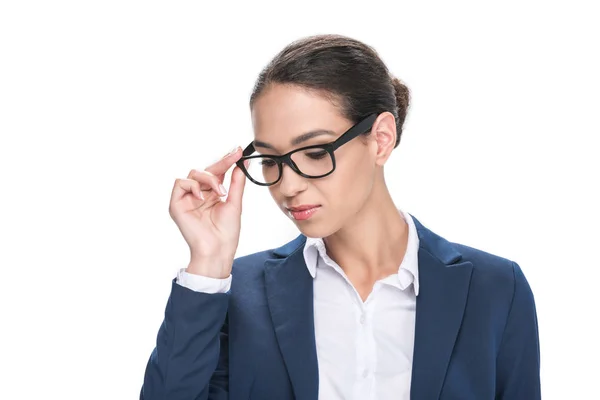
322, 151, 375, 206
338, 145, 375, 183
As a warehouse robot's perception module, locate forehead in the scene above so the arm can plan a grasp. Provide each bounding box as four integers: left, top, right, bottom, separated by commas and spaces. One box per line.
251, 84, 349, 142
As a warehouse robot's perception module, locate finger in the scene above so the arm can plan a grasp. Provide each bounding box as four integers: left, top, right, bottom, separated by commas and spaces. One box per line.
187, 170, 227, 197
190, 181, 205, 200
225, 164, 247, 210
171, 178, 204, 203
205, 147, 243, 177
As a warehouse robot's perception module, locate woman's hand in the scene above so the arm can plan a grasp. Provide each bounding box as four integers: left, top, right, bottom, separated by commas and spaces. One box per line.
168, 147, 247, 278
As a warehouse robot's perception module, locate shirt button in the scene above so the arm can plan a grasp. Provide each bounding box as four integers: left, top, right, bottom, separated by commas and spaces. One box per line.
362, 369, 369, 378
359, 314, 366, 324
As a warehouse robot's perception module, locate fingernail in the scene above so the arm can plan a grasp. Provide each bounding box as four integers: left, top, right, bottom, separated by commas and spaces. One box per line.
219, 184, 227, 195
227, 146, 240, 156
221, 146, 240, 161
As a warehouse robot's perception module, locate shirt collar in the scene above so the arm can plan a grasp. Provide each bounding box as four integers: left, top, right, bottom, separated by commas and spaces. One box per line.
302, 209, 420, 296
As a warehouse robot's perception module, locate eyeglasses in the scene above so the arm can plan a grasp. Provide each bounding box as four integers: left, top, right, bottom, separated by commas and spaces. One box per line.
236, 113, 378, 186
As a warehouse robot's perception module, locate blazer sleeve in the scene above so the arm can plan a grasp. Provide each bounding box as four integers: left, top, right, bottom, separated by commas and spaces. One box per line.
140, 279, 229, 400
495, 262, 541, 399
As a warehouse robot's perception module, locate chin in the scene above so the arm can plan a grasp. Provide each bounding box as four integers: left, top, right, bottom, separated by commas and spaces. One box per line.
294, 219, 339, 239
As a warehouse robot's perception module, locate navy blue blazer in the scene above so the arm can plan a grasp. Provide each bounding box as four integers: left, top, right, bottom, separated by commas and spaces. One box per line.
141, 215, 540, 399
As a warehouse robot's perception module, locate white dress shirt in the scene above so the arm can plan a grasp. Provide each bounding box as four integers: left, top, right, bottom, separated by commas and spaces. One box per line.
176, 209, 420, 400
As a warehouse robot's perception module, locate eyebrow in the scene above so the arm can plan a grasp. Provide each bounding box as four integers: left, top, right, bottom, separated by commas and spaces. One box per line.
253, 129, 337, 150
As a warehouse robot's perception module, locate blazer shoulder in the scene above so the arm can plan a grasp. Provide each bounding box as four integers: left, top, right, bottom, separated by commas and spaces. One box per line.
231, 248, 275, 276
231, 234, 306, 278
451, 242, 521, 297
228, 237, 305, 299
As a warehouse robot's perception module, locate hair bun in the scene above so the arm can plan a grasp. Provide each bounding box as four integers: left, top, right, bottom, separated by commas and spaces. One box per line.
391, 77, 410, 123
390, 77, 410, 148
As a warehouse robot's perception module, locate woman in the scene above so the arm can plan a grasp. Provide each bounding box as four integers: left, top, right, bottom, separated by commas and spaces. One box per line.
140, 34, 540, 400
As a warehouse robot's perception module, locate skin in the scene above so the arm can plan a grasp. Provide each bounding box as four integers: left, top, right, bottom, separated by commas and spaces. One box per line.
251, 83, 409, 301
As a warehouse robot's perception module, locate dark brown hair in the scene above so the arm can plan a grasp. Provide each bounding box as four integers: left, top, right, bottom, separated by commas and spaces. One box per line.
250, 34, 410, 148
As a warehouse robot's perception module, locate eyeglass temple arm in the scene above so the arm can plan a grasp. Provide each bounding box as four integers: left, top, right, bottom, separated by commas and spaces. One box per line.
242, 143, 255, 157
331, 113, 378, 150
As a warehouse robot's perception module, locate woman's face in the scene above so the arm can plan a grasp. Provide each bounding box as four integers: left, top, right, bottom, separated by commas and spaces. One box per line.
251, 84, 387, 238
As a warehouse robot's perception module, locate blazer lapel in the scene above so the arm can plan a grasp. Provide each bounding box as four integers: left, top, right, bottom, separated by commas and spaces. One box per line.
410, 215, 474, 399
264, 236, 319, 400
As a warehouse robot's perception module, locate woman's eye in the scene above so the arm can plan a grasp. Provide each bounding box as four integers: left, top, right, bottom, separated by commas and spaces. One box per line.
306, 151, 328, 160
259, 159, 277, 167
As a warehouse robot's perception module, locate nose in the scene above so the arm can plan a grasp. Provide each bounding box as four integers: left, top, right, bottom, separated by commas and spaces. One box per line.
277, 163, 307, 197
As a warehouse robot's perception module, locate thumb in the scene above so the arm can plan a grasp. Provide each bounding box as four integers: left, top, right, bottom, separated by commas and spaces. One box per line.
226, 164, 247, 211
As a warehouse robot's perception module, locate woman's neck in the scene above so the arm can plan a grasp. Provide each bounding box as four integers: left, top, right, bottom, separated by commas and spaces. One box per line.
323, 181, 409, 291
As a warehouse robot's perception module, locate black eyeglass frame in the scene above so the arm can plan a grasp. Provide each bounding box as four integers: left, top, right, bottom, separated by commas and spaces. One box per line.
235, 113, 379, 186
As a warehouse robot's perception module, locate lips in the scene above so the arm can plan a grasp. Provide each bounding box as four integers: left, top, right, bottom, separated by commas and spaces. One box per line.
286, 205, 321, 221
286, 204, 321, 212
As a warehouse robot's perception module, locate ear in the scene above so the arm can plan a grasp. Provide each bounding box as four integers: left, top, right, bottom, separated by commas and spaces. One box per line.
372, 112, 397, 166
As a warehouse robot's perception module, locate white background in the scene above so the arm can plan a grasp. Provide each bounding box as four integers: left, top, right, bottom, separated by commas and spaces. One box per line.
1, 1, 598, 398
